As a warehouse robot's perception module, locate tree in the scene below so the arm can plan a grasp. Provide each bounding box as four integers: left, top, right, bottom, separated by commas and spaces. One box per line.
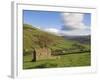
72, 43, 85, 52
33, 33, 55, 48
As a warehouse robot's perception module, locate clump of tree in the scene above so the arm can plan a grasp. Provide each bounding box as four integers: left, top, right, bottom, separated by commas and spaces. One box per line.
52, 43, 90, 56
32, 33, 56, 48
72, 43, 86, 52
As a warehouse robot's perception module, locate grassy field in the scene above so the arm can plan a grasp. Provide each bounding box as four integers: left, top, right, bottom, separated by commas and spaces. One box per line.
23, 52, 91, 69
23, 24, 91, 69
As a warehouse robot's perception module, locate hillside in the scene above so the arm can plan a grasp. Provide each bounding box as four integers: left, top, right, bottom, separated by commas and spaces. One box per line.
23, 24, 76, 54
23, 24, 91, 69
23, 24, 90, 56
62, 35, 91, 44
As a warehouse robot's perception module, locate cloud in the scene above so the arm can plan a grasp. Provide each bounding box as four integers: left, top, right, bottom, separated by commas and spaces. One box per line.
43, 28, 61, 35
61, 13, 89, 30
43, 28, 90, 36
40, 13, 90, 36
60, 29, 90, 36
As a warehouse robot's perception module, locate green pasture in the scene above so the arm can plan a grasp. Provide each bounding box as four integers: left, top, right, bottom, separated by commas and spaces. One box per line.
23, 52, 90, 69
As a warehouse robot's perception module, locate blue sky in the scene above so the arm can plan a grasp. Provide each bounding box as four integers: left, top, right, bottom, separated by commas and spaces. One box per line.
83, 13, 91, 27
23, 10, 91, 36
23, 10, 63, 29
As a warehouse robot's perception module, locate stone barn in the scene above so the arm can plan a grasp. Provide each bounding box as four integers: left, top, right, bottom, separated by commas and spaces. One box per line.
32, 48, 57, 61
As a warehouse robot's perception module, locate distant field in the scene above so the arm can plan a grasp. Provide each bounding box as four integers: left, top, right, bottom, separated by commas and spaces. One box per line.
23, 52, 91, 69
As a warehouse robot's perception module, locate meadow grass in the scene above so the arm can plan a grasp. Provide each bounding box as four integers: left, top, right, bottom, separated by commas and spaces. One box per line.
23, 52, 91, 69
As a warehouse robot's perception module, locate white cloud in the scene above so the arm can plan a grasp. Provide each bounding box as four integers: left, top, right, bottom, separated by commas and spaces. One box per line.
43, 28, 61, 36
60, 29, 90, 36
61, 13, 89, 30
42, 28, 90, 36
40, 13, 90, 36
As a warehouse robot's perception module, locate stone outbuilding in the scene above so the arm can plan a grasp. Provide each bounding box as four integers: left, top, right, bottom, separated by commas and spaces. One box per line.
32, 48, 60, 61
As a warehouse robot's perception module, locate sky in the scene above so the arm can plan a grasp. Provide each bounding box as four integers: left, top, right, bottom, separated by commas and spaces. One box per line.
23, 10, 91, 36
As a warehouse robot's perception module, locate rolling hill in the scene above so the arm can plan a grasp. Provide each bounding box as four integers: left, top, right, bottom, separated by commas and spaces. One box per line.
62, 35, 90, 44
23, 24, 76, 53
23, 24, 91, 69
23, 24, 90, 55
